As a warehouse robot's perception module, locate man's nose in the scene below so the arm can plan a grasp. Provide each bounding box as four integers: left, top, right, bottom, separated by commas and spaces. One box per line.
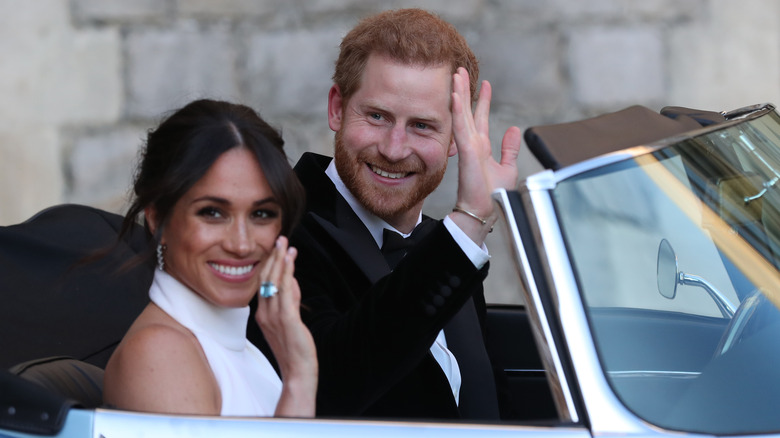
377, 124, 411, 162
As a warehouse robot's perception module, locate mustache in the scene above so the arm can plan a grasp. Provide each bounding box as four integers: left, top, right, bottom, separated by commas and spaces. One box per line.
359, 153, 425, 174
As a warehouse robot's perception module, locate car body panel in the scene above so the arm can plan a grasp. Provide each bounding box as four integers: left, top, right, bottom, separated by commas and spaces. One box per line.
0, 408, 590, 438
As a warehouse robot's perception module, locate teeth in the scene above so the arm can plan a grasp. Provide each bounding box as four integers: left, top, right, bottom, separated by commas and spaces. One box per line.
210, 263, 253, 276
371, 165, 407, 179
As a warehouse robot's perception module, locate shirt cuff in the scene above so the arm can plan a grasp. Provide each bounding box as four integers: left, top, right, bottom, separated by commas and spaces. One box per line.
443, 216, 490, 269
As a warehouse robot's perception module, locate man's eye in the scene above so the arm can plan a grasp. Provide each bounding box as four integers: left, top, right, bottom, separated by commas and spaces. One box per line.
370, 113, 382, 121
414, 122, 428, 130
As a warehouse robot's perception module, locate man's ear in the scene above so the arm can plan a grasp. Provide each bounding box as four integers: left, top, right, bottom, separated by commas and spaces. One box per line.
448, 137, 458, 157
144, 207, 160, 238
327, 84, 344, 132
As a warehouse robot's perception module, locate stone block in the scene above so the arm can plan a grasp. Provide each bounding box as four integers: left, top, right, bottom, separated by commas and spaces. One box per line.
475, 30, 566, 118
668, 0, 780, 111
64, 126, 146, 214
51, 29, 123, 124
0, 128, 63, 226
295, 0, 380, 14
388, 0, 486, 24
244, 28, 342, 117
548, 0, 703, 23
177, 0, 277, 19
71, 0, 166, 23
125, 22, 240, 119
273, 115, 334, 163
485, 0, 556, 25
569, 26, 664, 107
0, 0, 122, 127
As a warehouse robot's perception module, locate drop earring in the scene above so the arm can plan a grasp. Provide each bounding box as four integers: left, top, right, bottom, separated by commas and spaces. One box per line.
157, 243, 167, 271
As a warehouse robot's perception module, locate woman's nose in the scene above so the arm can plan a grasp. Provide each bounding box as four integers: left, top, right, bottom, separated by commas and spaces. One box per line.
225, 219, 254, 256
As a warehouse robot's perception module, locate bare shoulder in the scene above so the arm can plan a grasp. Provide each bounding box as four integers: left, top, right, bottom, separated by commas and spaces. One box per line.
104, 305, 220, 415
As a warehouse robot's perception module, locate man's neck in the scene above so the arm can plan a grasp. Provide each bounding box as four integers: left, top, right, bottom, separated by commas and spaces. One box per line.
324, 159, 422, 242
382, 210, 423, 235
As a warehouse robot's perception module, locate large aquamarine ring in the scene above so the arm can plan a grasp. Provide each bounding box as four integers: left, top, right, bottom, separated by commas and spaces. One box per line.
260, 281, 278, 298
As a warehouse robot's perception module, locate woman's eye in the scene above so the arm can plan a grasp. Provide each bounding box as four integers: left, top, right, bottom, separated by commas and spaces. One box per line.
197, 207, 222, 218
253, 209, 279, 220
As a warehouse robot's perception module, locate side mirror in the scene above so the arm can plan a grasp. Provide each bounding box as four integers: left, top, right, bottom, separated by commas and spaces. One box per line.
656, 238, 736, 317
657, 238, 678, 299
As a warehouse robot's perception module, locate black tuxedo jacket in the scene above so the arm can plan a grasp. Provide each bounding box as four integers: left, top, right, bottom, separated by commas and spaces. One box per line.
249, 153, 499, 420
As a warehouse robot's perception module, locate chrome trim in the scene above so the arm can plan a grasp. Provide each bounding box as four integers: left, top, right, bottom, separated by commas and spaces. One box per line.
90, 408, 590, 438
722, 102, 775, 120
525, 169, 558, 191
718, 292, 765, 356
493, 188, 579, 423
678, 271, 736, 318
504, 368, 547, 374
608, 370, 700, 379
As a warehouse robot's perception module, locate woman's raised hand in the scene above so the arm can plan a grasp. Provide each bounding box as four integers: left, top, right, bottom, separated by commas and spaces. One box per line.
255, 236, 318, 417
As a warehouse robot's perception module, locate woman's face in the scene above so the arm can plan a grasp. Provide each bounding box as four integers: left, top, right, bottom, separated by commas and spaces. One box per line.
158, 147, 282, 308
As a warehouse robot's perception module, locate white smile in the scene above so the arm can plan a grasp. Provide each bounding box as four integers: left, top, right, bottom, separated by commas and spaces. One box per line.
371, 165, 408, 179
209, 263, 254, 277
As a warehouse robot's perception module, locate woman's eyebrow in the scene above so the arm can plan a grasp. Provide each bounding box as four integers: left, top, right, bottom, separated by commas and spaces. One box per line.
190, 195, 279, 206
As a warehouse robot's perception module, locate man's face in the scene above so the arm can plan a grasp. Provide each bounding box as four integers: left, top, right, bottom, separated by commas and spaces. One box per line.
329, 54, 455, 230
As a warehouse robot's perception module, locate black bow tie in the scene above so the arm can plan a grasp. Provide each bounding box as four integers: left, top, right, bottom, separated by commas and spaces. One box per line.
381, 228, 415, 252
380, 220, 434, 269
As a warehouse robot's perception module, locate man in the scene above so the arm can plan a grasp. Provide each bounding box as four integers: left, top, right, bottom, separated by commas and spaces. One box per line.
252, 8, 521, 420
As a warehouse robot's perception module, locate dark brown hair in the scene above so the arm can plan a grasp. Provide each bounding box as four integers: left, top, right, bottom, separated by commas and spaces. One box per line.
119, 99, 305, 266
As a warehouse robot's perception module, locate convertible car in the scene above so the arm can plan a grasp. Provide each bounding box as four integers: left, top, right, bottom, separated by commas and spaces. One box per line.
3, 102, 780, 437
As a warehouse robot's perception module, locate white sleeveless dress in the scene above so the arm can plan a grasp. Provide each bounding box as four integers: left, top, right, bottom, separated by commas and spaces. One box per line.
149, 270, 282, 416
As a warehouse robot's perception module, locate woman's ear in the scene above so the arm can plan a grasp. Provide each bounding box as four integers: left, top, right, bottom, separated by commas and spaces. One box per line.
144, 207, 159, 238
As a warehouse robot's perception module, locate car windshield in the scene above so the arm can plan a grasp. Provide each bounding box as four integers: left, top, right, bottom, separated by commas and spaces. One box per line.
553, 108, 780, 435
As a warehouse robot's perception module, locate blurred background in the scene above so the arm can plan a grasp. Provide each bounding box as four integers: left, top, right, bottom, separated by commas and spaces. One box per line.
1, 0, 778, 302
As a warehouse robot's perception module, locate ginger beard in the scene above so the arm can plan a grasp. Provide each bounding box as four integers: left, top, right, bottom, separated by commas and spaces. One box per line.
334, 128, 448, 221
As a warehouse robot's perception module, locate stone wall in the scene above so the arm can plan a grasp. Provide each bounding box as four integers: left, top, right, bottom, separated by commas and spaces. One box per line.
1, 0, 778, 302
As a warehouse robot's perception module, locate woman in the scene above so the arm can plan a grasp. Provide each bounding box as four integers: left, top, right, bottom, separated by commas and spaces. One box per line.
103, 99, 317, 417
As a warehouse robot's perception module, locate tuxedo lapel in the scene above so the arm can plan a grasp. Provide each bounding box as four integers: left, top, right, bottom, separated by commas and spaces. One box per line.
310, 204, 389, 284
296, 153, 389, 284
445, 298, 500, 419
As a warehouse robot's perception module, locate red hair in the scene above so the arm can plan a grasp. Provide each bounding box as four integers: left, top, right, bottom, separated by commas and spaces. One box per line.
333, 8, 479, 104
